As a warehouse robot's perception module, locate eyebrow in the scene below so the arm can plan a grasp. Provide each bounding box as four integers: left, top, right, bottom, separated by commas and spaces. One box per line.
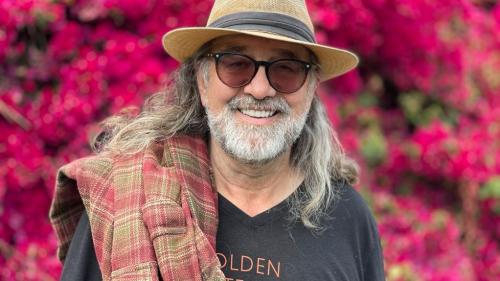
215, 45, 304, 60
218, 45, 246, 53
272, 48, 300, 59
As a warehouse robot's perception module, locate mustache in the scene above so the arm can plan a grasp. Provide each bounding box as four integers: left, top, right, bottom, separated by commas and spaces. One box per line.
226, 96, 291, 114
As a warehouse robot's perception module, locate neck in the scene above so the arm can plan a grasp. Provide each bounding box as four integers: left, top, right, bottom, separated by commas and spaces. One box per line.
209, 138, 304, 217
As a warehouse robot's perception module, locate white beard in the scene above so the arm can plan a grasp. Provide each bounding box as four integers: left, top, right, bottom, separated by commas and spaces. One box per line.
205, 95, 308, 164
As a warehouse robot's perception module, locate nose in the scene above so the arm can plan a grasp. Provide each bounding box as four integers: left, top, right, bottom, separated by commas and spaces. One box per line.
243, 66, 276, 100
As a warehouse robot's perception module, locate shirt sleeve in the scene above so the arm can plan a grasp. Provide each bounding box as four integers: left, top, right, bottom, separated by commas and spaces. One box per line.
60, 210, 103, 281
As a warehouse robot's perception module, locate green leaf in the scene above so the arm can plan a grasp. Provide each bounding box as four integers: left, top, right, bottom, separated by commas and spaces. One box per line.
421, 103, 445, 125
479, 176, 500, 200
358, 92, 378, 107
360, 128, 387, 167
398, 91, 424, 125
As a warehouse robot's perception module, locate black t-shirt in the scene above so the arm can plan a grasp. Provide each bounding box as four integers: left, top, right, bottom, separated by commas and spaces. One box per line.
61, 184, 385, 281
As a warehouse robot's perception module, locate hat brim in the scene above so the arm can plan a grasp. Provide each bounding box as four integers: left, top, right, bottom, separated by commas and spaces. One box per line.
162, 27, 359, 81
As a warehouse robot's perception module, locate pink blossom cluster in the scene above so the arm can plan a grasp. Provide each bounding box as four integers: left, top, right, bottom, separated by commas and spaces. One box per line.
0, 0, 499, 280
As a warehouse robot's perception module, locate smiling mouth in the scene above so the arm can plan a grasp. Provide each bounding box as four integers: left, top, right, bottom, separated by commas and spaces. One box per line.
238, 109, 278, 118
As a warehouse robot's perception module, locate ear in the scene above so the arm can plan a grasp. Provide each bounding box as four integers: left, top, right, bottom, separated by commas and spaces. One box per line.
196, 65, 208, 107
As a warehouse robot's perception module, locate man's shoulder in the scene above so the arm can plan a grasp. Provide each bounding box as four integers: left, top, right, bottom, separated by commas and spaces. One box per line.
326, 182, 378, 229
56, 134, 209, 185
335, 183, 373, 211
57, 136, 184, 177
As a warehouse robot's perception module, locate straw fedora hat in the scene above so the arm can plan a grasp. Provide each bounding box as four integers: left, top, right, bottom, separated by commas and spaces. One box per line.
162, 0, 359, 81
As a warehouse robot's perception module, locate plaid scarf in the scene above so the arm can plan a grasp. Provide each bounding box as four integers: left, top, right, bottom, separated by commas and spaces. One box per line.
49, 135, 225, 280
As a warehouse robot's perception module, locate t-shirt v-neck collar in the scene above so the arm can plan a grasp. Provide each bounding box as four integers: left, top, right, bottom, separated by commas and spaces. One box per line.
217, 193, 291, 228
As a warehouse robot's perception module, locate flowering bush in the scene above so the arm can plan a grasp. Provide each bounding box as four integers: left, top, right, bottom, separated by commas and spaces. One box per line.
0, 0, 498, 280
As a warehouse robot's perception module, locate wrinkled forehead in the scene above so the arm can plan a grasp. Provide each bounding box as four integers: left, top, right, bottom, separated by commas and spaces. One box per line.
208, 34, 312, 61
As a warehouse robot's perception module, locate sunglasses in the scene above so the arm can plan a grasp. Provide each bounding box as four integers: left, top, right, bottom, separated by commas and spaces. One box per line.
205, 52, 316, 94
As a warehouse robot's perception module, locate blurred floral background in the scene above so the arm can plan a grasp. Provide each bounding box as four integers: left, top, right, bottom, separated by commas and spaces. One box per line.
0, 0, 499, 280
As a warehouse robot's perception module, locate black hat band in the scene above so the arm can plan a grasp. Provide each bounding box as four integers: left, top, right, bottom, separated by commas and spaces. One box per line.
209, 12, 316, 43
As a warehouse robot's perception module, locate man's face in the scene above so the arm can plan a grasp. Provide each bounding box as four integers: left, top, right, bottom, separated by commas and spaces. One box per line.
197, 35, 317, 164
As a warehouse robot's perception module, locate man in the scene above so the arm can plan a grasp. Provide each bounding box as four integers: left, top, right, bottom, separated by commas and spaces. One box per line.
50, 0, 385, 280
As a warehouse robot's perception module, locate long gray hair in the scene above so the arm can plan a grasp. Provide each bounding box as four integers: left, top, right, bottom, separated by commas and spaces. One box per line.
93, 48, 359, 231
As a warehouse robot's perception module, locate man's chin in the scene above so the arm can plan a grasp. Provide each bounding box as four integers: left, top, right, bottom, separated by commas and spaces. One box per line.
220, 139, 287, 166
225, 147, 286, 166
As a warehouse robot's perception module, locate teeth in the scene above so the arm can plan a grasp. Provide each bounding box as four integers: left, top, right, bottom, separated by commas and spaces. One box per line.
240, 109, 276, 118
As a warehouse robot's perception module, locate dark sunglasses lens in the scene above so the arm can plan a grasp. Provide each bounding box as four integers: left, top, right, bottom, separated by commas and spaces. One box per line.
268, 60, 307, 93
217, 54, 255, 87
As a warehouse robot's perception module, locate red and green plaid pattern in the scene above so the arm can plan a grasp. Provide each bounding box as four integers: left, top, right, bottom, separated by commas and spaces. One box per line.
49, 136, 225, 280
